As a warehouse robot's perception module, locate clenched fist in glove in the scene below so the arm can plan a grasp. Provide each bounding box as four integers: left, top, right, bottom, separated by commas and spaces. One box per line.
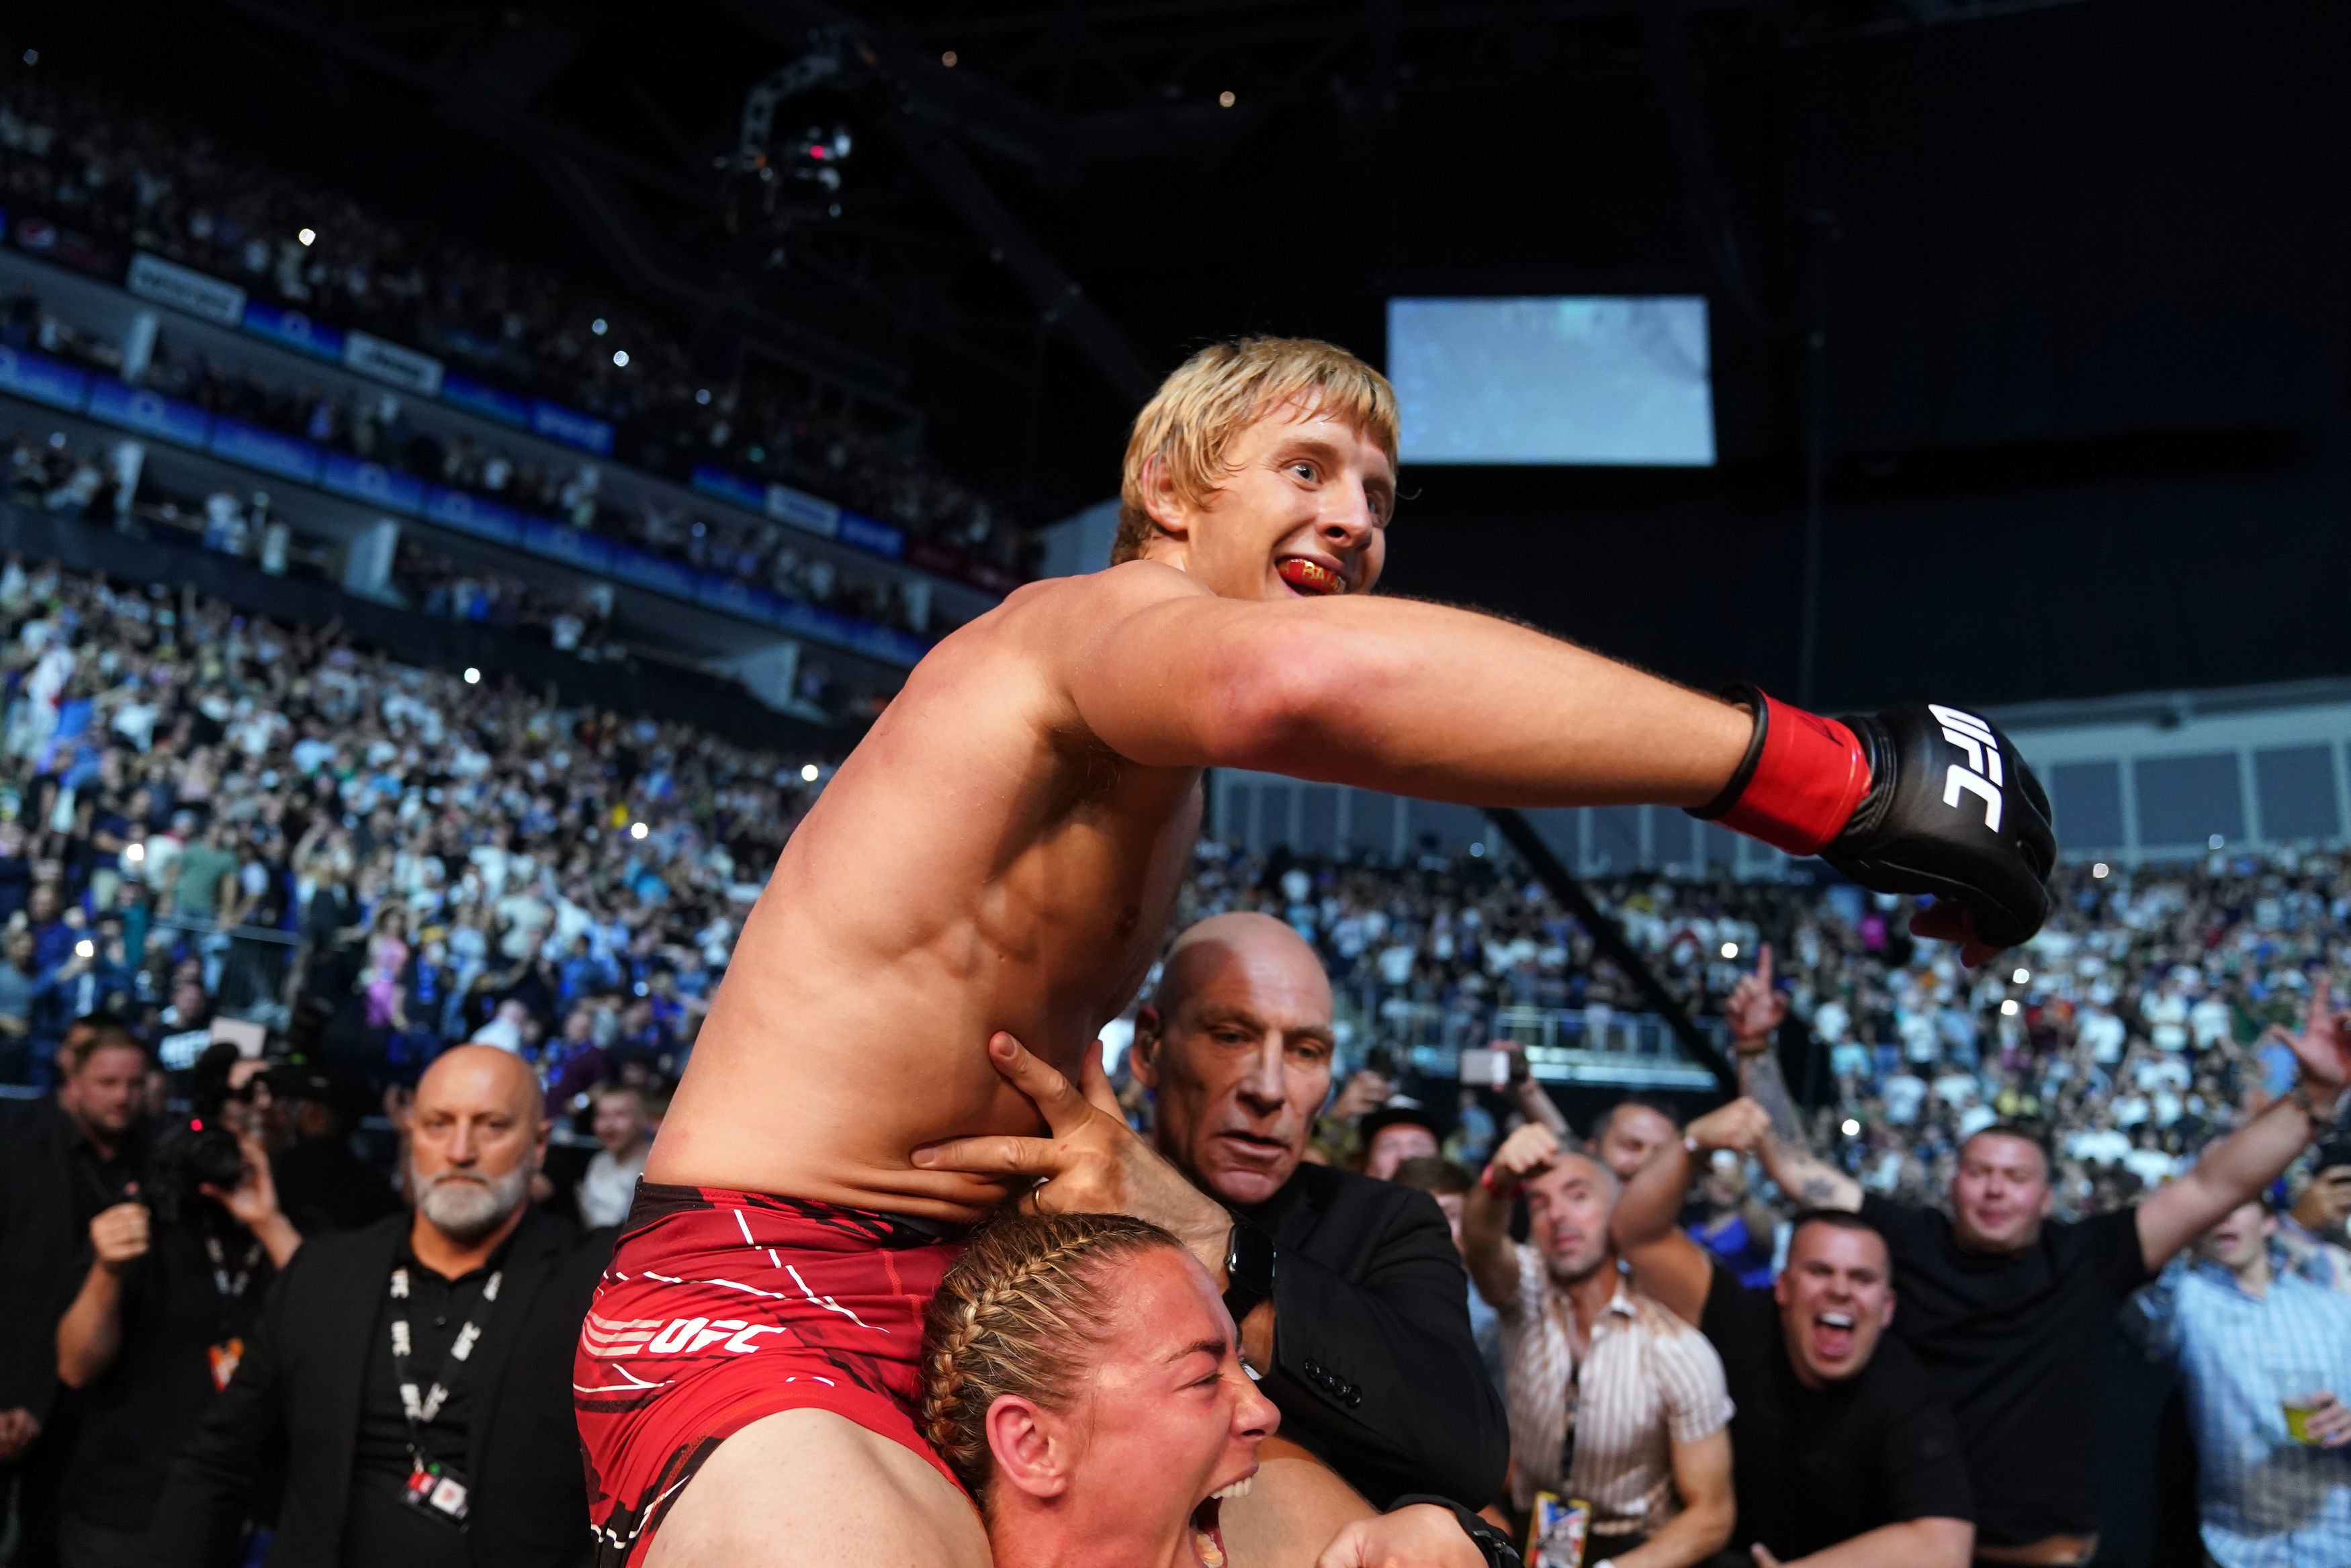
1691, 687, 2055, 960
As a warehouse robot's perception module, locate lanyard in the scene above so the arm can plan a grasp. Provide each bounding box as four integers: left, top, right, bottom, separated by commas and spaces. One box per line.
387, 1264, 502, 1445
204, 1233, 262, 1299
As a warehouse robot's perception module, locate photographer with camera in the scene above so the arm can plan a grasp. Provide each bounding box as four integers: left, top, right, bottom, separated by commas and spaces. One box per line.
48, 1043, 300, 1568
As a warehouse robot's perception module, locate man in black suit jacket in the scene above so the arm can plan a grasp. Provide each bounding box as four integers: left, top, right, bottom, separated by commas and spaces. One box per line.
918, 912, 1509, 1561
148, 1046, 612, 1568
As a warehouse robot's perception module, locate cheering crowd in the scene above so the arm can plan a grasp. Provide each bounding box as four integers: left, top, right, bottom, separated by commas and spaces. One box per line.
3, 287, 952, 646
0, 67, 1028, 569
0, 550, 2343, 1566
1178, 839, 2335, 1223
0, 557, 816, 1095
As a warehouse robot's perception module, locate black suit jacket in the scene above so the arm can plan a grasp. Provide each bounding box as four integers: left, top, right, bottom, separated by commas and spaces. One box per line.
147, 1205, 613, 1568
1237, 1162, 1509, 1510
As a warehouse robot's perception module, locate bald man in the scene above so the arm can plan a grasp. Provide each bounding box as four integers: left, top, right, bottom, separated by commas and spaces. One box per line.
920, 911, 1509, 1544
150, 1047, 615, 1568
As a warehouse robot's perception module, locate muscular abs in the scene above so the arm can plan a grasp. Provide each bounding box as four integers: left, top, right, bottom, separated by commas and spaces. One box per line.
646, 600, 1203, 1222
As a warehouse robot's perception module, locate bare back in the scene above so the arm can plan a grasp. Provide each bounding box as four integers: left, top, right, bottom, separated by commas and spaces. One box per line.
647, 565, 1206, 1221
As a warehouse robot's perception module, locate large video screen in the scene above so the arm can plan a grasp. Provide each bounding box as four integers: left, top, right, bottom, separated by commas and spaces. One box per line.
1386, 295, 1715, 466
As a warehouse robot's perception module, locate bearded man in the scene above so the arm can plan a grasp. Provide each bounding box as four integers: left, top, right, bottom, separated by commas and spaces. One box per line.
149, 1046, 615, 1568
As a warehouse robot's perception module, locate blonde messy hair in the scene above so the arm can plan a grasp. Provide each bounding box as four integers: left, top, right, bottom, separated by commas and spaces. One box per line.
920, 1212, 1186, 1503
1114, 336, 1399, 565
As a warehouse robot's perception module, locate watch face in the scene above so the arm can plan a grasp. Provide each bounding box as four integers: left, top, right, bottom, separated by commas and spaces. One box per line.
1227, 1224, 1274, 1290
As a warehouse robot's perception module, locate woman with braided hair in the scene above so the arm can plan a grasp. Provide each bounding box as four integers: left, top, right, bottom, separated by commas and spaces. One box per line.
921, 1213, 1519, 1568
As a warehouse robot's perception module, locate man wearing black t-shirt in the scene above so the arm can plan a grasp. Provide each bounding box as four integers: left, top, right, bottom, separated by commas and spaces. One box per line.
1614, 1100, 1973, 1568
1725, 952, 2351, 1565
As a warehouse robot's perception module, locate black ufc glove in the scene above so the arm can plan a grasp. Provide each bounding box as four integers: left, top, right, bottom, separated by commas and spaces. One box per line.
1692, 688, 2056, 950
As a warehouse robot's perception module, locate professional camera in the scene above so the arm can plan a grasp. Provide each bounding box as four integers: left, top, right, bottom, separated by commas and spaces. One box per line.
146, 1042, 253, 1224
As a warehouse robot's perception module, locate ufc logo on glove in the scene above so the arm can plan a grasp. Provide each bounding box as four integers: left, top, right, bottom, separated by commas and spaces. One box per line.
1691, 685, 2056, 949
1931, 705, 2004, 831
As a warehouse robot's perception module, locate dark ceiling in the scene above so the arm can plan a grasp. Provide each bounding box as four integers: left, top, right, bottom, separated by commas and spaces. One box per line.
7, 0, 2066, 510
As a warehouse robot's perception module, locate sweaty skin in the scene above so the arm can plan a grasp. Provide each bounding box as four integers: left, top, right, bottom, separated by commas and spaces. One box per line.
649, 404, 1750, 1219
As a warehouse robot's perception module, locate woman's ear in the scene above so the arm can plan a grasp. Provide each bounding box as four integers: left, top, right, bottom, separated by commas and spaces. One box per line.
985, 1395, 1070, 1500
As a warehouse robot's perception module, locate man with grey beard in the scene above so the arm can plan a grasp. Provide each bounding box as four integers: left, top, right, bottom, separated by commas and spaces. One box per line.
149, 1046, 616, 1568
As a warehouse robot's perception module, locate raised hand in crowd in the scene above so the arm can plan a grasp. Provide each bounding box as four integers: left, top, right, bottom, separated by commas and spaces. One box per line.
2134, 974, 2351, 1273
1685, 1097, 1772, 1159
196, 1130, 303, 1267
1328, 1067, 1394, 1123
1722, 942, 1788, 1052
2258, 974, 2351, 1113
1478, 1120, 1563, 1197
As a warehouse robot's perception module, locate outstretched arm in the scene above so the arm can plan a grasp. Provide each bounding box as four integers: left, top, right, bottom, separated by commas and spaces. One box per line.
1462, 1123, 1563, 1313
1711, 962, 1863, 1215
1504, 1048, 1571, 1140
2137, 978, 2350, 1272
1049, 564, 1752, 809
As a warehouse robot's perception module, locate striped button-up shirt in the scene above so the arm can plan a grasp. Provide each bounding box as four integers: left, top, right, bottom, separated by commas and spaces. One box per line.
1492, 1245, 1734, 1530
2128, 1244, 2351, 1568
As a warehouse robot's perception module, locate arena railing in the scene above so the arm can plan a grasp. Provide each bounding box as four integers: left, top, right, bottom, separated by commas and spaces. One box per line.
1337, 989, 1725, 1091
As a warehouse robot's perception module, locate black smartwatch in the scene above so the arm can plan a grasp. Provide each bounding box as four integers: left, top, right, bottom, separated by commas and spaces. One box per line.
1387, 1495, 1523, 1568
1222, 1220, 1276, 1324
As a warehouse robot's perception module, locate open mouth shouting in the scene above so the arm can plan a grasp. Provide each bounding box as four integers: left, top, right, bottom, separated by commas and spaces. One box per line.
1812, 1311, 1856, 1363
1190, 1473, 1255, 1567
1276, 557, 1347, 596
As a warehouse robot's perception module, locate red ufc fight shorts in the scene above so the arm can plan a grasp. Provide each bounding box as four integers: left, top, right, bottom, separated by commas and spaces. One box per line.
574, 1185, 967, 1566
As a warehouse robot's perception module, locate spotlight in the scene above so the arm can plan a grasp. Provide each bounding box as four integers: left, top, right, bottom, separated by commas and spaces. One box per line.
696, 388, 712, 405
2000, 999, 2020, 1017
22, 50, 38, 66
2208, 833, 2225, 849
1720, 941, 1739, 960
125, 842, 146, 864
612, 349, 630, 367
463, 667, 481, 684
1218, 90, 1236, 107
592, 318, 609, 335
631, 822, 649, 841
2092, 862, 2111, 878
2012, 967, 2031, 984
74, 939, 95, 960
1468, 841, 1484, 858
296, 227, 317, 246
941, 49, 959, 67
1841, 1118, 1861, 1137
800, 763, 820, 782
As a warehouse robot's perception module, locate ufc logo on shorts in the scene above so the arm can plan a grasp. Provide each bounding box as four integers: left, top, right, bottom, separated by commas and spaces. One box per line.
584, 1313, 787, 1358
1931, 704, 2003, 832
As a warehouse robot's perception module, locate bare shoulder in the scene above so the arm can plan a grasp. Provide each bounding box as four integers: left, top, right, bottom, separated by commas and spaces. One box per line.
989, 558, 1210, 641
916, 560, 1210, 733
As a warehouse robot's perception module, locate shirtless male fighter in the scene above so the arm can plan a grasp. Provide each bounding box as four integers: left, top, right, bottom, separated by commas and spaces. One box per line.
574, 336, 2057, 1568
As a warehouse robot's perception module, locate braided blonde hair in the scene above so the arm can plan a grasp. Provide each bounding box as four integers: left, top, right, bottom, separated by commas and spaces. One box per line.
920, 1212, 1186, 1503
